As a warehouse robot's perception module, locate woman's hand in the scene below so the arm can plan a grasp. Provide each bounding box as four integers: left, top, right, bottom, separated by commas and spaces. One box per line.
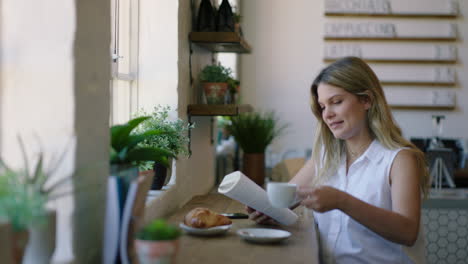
245, 206, 278, 225
298, 186, 347, 213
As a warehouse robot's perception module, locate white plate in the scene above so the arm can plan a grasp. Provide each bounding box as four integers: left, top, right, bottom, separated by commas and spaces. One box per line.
179, 223, 232, 236
237, 228, 291, 243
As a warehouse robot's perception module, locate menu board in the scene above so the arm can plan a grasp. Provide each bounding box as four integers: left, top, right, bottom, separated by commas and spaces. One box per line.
325, 0, 458, 16
324, 21, 457, 39
323, 0, 459, 109
324, 43, 457, 62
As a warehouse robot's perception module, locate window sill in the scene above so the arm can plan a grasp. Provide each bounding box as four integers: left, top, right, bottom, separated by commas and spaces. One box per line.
145, 184, 176, 206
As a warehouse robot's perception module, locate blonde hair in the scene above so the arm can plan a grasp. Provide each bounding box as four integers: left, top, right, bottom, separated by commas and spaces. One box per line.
310, 57, 429, 197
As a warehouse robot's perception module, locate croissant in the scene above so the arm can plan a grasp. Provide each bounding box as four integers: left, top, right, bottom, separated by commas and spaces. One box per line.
184, 207, 232, 228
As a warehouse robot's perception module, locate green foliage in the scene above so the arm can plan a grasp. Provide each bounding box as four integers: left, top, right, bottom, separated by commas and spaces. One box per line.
136, 219, 181, 241
133, 106, 193, 171
199, 64, 232, 83
0, 137, 79, 231
0, 166, 47, 231
226, 111, 287, 153
233, 13, 242, 24
227, 77, 240, 93
110, 116, 175, 168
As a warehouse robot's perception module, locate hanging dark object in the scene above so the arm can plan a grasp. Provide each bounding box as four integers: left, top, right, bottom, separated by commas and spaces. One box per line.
216, 0, 235, 32
196, 0, 216, 32
151, 162, 168, 190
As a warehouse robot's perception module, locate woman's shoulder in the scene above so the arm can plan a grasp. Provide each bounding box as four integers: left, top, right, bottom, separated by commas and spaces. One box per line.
368, 140, 414, 166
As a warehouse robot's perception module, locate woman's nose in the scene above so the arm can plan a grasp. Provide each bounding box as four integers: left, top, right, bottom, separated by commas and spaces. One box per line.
323, 107, 335, 119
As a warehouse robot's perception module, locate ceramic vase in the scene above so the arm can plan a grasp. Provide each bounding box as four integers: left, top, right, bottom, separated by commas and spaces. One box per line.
135, 239, 179, 264
22, 210, 57, 264
242, 153, 266, 187
151, 158, 173, 190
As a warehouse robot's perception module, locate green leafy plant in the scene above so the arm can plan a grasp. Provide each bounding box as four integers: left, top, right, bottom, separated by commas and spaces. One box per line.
227, 77, 240, 93
136, 219, 181, 241
0, 137, 74, 231
233, 13, 242, 24
0, 169, 47, 231
199, 64, 232, 83
133, 106, 193, 171
110, 116, 175, 168
226, 111, 287, 153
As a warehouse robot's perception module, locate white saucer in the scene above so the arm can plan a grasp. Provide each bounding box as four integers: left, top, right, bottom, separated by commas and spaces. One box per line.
237, 228, 291, 243
179, 222, 232, 236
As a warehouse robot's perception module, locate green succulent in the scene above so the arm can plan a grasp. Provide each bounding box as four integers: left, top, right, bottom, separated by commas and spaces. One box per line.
0, 137, 84, 231
0, 164, 47, 231
136, 219, 181, 241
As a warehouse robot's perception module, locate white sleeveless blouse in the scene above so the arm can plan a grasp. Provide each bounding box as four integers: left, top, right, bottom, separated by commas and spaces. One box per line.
314, 140, 426, 264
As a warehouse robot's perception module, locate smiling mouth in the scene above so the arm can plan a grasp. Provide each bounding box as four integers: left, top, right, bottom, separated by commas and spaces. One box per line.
329, 121, 343, 129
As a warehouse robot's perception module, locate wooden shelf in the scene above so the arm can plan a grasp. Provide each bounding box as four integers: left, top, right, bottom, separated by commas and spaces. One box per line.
324, 13, 458, 18
189, 32, 251, 53
324, 58, 457, 64
187, 104, 253, 116
324, 37, 457, 41
390, 105, 455, 110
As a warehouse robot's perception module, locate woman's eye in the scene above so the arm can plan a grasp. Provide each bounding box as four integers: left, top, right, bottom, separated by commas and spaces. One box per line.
333, 100, 342, 104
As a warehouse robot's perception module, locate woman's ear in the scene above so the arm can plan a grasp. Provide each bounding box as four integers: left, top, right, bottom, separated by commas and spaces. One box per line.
360, 92, 372, 110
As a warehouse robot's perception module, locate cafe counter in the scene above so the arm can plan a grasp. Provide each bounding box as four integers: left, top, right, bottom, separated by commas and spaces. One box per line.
167, 193, 320, 264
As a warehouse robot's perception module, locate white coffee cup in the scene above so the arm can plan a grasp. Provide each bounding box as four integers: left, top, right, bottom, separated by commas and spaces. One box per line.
267, 182, 298, 208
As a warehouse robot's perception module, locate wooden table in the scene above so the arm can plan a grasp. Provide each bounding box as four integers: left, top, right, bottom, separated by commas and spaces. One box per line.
168, 193, 319, 264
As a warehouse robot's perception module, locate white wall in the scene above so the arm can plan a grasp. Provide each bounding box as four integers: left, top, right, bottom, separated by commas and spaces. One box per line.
241, 0, 468, 156
143, 0, 217, 223
0, 0, 77, 262
241, 0, 323, 156
138, 0, 179, 110
0, 0, 110, 262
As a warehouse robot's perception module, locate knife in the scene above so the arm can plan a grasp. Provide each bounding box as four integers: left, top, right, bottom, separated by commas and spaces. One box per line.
221, 213, 249, 219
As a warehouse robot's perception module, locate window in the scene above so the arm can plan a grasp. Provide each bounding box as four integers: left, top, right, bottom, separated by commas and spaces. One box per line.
110, 0, 140, 125
110, 0, 179, 124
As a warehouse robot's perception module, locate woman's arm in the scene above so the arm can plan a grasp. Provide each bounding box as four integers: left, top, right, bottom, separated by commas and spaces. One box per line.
247, 158, 316, 224
289, 158, 316, 187
299, 149, 422, 246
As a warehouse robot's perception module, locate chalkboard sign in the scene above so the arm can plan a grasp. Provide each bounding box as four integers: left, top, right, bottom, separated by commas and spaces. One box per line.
325, 0, 458, 17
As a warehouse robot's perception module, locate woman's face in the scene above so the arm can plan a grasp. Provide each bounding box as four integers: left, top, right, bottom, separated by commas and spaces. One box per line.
317, 83, 371, 140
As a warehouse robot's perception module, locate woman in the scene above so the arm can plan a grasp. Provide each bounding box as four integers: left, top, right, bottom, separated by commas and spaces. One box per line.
248, 57, 429, 263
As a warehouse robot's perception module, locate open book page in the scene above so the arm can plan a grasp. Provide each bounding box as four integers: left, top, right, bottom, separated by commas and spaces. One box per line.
218, 171, 298, 226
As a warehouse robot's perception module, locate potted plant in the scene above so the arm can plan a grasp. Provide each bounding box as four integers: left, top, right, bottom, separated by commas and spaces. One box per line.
135, 219, 181, 264
233, 12, 243, 35
110, 116, 175, 179
133, 106, 193, 190
0, 162, 47, 264
0, 138, 85, 264
226, 111, 287, 186
227, 77, 240, 104
107, 117, 177, 263
199, 64, 232, 104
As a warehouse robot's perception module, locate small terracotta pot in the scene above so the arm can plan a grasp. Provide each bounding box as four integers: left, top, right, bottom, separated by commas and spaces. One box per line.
242, 153, 266, 187
202, 82, 228, 104
135, 239, 179, 264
